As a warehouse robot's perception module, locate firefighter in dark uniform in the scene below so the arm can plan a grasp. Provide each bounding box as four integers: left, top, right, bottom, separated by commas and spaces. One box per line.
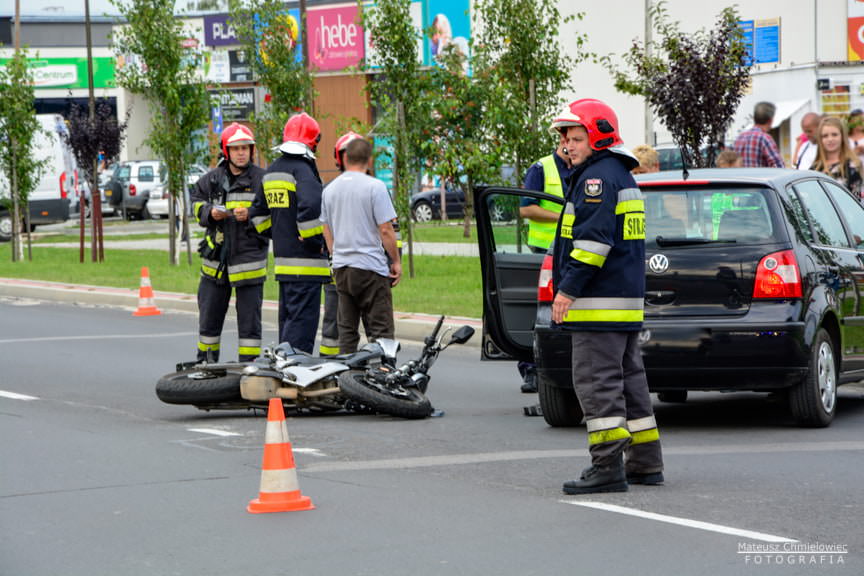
192, 122, 269, 363
517, 119, 573, 393
549, 99, 664, 495
250, 112, 329, 354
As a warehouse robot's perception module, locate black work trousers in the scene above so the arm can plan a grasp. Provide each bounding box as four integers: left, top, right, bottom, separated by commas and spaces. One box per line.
278, 281, 322, 354
197, 278, 263, 362
333, 267, 394, 354
571, 330, 663, 474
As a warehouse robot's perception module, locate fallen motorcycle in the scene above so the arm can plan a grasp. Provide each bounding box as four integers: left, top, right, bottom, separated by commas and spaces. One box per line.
155, 316, 474, 420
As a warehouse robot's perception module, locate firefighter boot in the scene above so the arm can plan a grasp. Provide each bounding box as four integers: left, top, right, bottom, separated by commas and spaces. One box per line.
627, 471, 665, 485
563, 455, 628, 495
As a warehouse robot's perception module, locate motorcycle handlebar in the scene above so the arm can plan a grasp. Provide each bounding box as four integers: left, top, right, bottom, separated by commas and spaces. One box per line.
425, 315, 445, 347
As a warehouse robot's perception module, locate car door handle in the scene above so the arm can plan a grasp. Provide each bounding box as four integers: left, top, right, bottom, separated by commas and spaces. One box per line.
645, 290, 676, 305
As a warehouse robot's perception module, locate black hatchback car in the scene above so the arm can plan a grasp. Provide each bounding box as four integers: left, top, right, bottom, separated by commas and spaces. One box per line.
475, 169, 864, 428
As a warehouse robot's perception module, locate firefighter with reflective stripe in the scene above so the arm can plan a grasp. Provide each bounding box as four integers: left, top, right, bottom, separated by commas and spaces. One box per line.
549, 99, 664, 495
517, 119, 573, 394
250, 112, 328, 354
191, 122, 268, 362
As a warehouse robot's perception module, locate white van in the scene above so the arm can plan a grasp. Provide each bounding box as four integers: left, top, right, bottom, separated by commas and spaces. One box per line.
0, 114, 74, 241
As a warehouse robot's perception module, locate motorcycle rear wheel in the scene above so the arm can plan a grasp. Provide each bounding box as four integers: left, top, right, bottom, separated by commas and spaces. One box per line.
338, 370, 432, 419
156, 370, 243, 405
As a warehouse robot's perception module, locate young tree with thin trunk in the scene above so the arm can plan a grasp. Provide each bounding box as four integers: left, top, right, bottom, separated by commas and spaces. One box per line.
111, 0, 211, 265
606, 3, 751, 170
0, 49, 45, 262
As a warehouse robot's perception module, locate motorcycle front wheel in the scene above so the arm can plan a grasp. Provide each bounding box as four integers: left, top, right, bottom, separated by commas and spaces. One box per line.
338, 370, 432, 419
156, 370, 243, 406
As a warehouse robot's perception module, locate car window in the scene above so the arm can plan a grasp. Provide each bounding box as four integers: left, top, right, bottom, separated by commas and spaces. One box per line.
117, 165, 131, 181
484, 192, 531, 253
783, 186, 816, 245
159, 164, 168, 181
792, 180, 850, 248
138, 165, 154, 182
821, 180, 864, 248
643, 186, 775, 246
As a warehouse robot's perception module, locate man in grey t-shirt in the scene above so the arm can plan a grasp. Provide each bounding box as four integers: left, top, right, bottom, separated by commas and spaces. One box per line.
321, 137, 402, 353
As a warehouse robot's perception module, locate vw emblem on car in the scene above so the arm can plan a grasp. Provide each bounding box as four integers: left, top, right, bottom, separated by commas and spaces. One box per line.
648, 254, 669, 274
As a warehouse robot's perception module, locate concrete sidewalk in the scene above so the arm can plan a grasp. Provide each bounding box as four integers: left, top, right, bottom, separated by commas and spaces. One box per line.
0, 277, 482, 347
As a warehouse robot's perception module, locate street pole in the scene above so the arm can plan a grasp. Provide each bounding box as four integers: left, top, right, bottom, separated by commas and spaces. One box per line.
644, 0, 653, 146
11, 0, 21, 262
299, 0, 313, 112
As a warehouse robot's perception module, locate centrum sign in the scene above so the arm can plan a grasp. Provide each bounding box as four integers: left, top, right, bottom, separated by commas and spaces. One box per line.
0, 57, 116, 89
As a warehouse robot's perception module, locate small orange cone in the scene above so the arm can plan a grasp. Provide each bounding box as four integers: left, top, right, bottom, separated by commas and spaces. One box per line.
132, 266, 162, 317
248, 398, 315, 513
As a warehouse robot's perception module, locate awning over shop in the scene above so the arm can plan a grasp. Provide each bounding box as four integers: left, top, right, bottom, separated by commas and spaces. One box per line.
771, 99, 810, 128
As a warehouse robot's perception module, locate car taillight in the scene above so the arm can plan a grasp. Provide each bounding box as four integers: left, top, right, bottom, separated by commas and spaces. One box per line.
129, 184, 137, 196
753, 250, 802, 299
537, 254, 554, 302
59, 172, 68, 199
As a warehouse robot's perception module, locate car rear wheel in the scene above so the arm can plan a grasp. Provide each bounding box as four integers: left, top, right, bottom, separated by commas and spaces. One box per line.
538, 374, 584, 427
789, 328, 836, 427
657, 390, 688, 403
412, 201, 434, 223
0, 214, 12, 242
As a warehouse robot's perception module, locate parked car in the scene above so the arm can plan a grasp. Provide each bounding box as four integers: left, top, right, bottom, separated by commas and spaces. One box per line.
411, 186, 466, 222
475, 168, 864, 428
410, 185, 514, 222
104, 160, 166, 220
147, 164, 208, 219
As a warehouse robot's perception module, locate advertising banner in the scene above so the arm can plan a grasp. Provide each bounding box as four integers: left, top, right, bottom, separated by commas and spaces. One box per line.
849, 0, 864, 61
424, 0, 470, 66
204, 13, 240, 47
229, 49, 254, 82
211, 87, 255, 121
308, 4, 364, 71
0, 57, 116, 89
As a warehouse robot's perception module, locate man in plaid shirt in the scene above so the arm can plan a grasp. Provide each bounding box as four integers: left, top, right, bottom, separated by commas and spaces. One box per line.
733, 102, 785, 168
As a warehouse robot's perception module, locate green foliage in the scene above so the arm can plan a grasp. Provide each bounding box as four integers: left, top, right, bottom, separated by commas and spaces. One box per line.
0, 48, 46, 261
420, 44, 500, 237
229, 0, 315, 164
472, 0, 584, 183
605, 2, 751, 168
111, 0, 212, 263
361, 0, 429, 273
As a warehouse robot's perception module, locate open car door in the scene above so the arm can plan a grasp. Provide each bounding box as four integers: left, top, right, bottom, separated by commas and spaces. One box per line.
474, 186, 564, 363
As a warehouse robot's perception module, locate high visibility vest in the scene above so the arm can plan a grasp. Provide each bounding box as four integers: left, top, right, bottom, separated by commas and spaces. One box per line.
527, 155, 565, 249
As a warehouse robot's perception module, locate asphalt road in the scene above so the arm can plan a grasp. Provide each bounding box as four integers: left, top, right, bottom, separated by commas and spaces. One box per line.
2, 297, 863, 575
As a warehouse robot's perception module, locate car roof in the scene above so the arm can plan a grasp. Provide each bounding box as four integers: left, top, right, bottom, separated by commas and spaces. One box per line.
635, 167, 817, 188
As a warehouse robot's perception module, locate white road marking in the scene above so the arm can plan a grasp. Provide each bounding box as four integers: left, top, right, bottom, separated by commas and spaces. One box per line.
187, 428, 241, 437
292, 448, 326, 457
0, 390, 39, 401
562, 501, 797, 543
0, 331, 203, 344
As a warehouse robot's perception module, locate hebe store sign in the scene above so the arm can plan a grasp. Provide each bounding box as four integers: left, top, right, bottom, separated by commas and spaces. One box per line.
308, 5, 364, 71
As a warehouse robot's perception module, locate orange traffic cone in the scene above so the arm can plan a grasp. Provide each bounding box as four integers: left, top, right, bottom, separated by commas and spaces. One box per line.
248, 398, 315, 514
132, 266, 162, 317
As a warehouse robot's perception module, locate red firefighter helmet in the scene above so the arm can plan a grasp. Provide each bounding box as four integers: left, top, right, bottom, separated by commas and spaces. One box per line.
548, 98, 623, 151
221, 123, 256, 159
282, 112, 321, 149
333, 131, 363, 169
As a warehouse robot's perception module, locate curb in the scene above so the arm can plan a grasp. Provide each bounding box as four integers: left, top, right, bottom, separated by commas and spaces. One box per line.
0, 277, 483, 348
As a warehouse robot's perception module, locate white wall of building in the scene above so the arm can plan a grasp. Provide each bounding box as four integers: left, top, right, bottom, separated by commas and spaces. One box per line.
555, 0, 854, 163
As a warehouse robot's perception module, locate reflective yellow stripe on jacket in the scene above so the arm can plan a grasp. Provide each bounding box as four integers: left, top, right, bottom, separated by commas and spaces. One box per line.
562, 297, 644, 324
274, 257, 331, 279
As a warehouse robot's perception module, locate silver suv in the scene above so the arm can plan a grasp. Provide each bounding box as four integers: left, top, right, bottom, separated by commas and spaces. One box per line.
105, 160, 166, 220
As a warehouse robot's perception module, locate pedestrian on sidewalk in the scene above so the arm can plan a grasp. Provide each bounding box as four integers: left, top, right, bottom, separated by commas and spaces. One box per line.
191, 123, 269, 362
321, 137, 401, 354
250, 112, 330, 354
549, 99, 664, 495
733, 101, 785, 168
